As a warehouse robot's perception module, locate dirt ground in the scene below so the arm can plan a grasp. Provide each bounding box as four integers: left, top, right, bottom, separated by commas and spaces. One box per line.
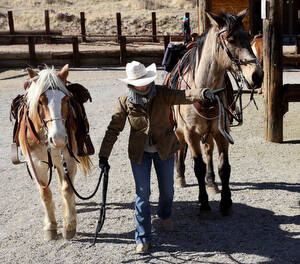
0, 67, 300, 264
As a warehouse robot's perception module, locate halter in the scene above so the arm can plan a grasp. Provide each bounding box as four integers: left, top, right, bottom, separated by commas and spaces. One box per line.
217, 28, 260, 90
38, 105, 67, 133
216, 28, 259, 122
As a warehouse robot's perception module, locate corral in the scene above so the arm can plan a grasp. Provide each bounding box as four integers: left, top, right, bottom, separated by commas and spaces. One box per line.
1, 0, 300, 263
0, 68, 299, 263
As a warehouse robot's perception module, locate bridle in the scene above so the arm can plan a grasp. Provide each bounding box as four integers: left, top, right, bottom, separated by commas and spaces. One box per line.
217, 28, 260, 71
37, 99, 68, 135
216, 27, 260, 118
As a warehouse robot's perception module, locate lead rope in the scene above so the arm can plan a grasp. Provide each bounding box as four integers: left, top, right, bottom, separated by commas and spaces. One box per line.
60, 150, 109, 245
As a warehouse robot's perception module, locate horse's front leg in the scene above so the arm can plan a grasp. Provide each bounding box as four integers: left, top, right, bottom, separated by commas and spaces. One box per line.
186, 132, 211, 212
40, 185, 57, 240
35, 162, 57, 241
56, 156, 77, 240
203, 134, 220, 194
174, 130, 188, 187
214, 134, 232, 216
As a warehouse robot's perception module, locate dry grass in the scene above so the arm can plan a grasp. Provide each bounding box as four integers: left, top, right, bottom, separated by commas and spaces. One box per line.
0, 0, 199, 35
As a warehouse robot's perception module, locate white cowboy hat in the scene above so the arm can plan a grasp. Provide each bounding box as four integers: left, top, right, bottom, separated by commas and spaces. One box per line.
120, 61, 157, 86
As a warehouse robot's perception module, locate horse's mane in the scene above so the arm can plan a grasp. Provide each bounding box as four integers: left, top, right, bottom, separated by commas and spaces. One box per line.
170, 30, 208, 87
26, 66, 71, 118
171, 11, 244, 86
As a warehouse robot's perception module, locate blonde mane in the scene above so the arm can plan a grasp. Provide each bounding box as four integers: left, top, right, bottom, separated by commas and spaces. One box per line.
26, 67, 71, 119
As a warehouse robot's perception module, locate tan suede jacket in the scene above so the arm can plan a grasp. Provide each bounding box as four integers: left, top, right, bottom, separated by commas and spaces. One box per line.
99, 85, 208, 164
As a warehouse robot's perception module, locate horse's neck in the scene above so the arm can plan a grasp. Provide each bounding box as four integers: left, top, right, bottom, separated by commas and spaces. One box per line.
194, 29, 225, 90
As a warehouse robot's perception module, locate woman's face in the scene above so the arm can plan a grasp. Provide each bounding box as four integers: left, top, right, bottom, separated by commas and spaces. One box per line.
133, 83, 151, 92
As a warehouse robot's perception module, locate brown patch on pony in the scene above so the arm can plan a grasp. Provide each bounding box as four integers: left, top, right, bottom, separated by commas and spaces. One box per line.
251, 34, 263, 65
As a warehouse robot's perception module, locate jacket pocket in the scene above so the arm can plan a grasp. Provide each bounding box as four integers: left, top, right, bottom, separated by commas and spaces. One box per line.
128, 108, 148, 131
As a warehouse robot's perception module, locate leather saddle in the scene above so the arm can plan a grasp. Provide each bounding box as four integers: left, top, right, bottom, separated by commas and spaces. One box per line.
10, 82, 95, 160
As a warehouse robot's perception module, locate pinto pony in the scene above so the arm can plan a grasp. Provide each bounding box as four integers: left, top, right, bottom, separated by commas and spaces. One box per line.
170, 10, 263, 216
16, 65, 92, 240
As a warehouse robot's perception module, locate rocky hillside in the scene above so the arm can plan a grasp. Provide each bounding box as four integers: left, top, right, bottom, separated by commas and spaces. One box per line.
0, 0, 199, 36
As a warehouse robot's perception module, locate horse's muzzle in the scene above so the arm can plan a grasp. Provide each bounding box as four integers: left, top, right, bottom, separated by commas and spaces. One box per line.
49, 135, 68, 149
252, 70, 264, 89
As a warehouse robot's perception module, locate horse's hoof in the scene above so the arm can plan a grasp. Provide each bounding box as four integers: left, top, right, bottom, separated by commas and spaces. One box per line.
44, 230, 57, 241
220, 206, 233, 217
206, 184, 221, 195
63, 229, 76, 240
175, 177, 186, 188
258, 88, 262, 94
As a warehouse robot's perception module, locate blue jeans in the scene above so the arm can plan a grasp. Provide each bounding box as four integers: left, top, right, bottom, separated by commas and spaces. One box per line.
130, 152, 174, 244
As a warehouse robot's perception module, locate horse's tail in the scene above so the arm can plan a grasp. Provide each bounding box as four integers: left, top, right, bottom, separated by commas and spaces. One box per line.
77, 156, 92, 177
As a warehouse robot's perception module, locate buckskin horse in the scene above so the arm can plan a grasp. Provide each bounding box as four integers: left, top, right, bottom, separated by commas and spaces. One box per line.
168, 9, 263, 216
11, 65, 93, 240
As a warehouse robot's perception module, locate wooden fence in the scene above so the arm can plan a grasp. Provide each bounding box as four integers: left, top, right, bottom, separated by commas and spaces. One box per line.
0, 10, 191, 67
263, 0, 300, 142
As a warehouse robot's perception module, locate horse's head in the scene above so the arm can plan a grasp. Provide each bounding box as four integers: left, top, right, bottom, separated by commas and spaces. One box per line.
207, 9, 263, 89
26, 65, 72, 149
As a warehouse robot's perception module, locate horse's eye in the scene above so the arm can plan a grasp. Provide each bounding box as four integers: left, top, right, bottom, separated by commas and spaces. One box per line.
38, 100, 42, 105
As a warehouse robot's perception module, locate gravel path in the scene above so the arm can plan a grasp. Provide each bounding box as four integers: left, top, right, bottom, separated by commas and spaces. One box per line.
0, 68, 299, 264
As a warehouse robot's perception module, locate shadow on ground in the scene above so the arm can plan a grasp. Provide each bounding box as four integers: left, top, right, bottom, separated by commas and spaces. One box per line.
74, 181, 300, 263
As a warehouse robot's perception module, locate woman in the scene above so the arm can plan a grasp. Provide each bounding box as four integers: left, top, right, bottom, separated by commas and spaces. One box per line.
98, 61, 212, 254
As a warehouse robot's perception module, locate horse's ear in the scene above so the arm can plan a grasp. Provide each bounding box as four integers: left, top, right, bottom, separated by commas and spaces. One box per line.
58, 64, 69, 84
206, 11, 224, 28
237, 8, 248, 22
26, 68, 38, 79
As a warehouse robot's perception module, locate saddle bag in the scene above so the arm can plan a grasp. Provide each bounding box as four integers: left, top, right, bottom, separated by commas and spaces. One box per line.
66, 83, 94, 156
10, 94, 25, 144
162, 43, 186, 72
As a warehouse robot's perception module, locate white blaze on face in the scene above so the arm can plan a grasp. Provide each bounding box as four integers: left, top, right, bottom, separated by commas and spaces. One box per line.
45, 89, 67, 148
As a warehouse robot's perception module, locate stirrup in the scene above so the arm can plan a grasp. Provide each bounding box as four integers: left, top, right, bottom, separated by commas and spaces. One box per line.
11, 142, 25, 164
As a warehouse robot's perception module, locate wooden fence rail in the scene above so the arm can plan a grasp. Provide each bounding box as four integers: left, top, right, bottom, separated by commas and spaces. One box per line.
3, 10, 189, 43
0, 33, 169, 67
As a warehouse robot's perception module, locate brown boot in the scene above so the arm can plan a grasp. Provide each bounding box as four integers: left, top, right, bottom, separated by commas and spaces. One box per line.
136, 243, 151, 254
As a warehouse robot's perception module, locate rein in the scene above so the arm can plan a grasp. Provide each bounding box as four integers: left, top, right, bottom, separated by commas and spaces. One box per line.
23, 106, 53, 189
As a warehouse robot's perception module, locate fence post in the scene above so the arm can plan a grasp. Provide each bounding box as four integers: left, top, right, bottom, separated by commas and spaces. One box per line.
80, 12, 87, 42
28, 36, 36, 66
197, 0, 211, 35
8, 11, 14, 34
119, 35, 126, 65
185, 12, 190, 29
152, 12, 158, 43
116, 12, 122, 43
263, 0, 283, 142
44, 10, 51, 44
45, 10, 50, 34
72, 37, 80, 67
164, 35, 170, 50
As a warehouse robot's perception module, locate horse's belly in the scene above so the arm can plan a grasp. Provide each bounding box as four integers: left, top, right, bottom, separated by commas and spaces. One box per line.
175, 105, 215, 135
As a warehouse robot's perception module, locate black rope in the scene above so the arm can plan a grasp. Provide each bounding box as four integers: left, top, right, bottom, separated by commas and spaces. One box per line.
92, 167, 109, 245
61, 151, 109, 244
61, 156, 103, 200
